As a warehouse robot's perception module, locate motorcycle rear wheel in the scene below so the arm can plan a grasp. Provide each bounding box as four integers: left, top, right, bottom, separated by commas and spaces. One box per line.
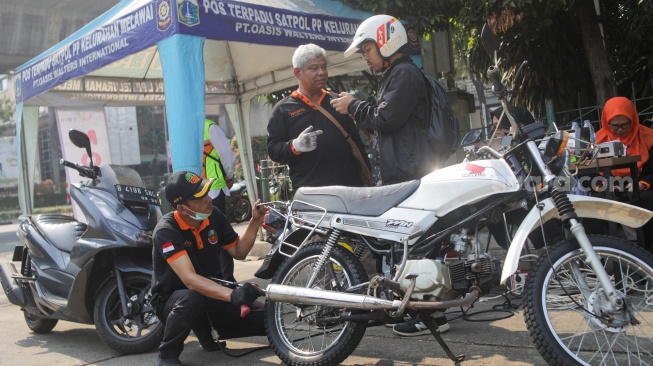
24, 312, 58, 333
265, 242, 368, 366
524, 235, 653, 365
231, 195, 252, 223
93, 273, 164, 355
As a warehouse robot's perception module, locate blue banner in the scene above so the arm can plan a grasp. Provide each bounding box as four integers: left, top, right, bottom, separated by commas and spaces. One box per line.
179, 0, 363, 51
15, 0, 177, 103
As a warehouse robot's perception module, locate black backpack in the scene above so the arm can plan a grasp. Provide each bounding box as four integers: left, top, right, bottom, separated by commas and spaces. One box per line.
421, 72, 459, 161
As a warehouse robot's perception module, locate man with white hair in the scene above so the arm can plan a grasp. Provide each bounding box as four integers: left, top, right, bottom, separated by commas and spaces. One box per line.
267, 43, 370, 190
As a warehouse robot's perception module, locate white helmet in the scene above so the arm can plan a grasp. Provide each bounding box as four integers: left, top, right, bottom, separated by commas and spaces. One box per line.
344, 15, 407, 59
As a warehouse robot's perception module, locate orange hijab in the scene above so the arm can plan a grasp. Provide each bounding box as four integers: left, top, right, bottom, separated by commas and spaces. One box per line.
595, 97, 653, 177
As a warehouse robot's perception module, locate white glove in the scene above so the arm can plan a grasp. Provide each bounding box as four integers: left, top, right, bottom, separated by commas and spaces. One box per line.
292, 126, 323, 153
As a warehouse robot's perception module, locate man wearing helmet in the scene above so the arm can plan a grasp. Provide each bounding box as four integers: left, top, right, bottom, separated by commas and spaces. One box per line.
331, 14, 436, 186
331, 14, 449, 336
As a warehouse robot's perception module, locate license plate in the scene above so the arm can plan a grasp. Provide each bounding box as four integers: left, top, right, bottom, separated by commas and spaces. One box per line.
115, 184, 160, 206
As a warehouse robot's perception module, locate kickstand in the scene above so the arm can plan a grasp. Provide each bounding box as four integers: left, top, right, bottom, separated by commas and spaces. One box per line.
418, 312, 465, 363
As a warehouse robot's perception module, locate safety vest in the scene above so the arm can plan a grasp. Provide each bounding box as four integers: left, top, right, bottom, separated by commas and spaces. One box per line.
202, 119, 227, 190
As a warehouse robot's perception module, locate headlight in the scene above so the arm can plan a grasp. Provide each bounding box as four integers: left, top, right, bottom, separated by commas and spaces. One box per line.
543, 131, 569, 163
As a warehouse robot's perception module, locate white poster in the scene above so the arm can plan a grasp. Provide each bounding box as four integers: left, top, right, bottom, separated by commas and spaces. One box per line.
105, 107, 141, 165
0, 136, 19, 188
55, 108, 112, 221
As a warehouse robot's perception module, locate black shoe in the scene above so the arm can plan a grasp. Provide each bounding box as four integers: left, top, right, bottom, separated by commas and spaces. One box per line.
384, 313, 413, 327
157, 356, 182, 366
199, 339, 227, 352
392, 314, 450, 336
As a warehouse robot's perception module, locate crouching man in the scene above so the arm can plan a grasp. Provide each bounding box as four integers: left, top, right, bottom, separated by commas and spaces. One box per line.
151, 171, 266, 366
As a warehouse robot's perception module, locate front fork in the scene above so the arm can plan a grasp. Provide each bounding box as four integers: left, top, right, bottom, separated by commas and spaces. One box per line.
551, 188, 624, 310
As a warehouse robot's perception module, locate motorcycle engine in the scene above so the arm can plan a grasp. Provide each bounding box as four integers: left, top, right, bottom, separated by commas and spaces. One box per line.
396, 255, 501, 300
449, 254, 502, 295
397, 259, 456, 301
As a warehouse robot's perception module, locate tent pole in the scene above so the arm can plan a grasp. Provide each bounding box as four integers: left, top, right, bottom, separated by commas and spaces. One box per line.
18, 109, 32, 215
225, 42, 259, 205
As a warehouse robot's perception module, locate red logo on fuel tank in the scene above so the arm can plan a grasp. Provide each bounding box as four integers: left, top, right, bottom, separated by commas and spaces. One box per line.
465, 163, 485, 174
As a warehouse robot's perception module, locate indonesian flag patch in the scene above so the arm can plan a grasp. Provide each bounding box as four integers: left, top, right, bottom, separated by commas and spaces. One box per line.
162, 242, 174, 254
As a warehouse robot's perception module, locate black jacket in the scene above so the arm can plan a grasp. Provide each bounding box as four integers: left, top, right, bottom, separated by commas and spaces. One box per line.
267, 90, 370, 189
348, 55, 435, 185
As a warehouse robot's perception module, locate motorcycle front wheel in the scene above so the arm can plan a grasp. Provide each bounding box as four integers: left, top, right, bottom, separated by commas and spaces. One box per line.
265, 242, 368, 366
524, 235, 653, 365
93, 273, 164, 355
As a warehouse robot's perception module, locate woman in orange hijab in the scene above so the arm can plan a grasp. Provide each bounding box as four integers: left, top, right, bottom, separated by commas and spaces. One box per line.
595, 96, 653, 246
596, 96, 653, 191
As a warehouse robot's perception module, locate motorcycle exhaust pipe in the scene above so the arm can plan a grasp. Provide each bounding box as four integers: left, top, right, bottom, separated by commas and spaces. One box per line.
0, 263, 28, 307
265, 284, 480, 310
266, 284, 402, 310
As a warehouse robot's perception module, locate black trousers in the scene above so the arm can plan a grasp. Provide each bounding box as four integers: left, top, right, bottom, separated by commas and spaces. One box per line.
212, 191, 236, 282
157, 289, 265, 360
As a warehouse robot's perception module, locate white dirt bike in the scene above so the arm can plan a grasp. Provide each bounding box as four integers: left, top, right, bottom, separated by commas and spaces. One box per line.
257, 26, 653, 366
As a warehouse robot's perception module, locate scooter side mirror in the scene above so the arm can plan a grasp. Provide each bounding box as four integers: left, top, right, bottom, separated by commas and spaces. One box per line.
69, 129, 93, 166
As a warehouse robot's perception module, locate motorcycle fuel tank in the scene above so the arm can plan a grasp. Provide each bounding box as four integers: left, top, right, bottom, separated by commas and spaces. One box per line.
399, 159, 520, 216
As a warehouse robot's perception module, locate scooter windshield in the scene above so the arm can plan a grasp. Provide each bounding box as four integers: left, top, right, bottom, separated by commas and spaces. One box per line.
95, 165, 146, 194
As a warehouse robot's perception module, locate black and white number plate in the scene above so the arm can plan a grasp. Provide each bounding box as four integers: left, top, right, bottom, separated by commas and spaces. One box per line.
115, 184, 160, 206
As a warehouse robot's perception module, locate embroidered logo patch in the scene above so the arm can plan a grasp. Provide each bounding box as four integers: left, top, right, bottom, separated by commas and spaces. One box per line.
207, 230, 218, 244
289, 108, 306, 117
186, 172, 201, 184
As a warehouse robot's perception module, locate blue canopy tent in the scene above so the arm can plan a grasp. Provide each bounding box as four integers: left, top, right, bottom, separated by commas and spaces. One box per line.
13, 0, 371, 213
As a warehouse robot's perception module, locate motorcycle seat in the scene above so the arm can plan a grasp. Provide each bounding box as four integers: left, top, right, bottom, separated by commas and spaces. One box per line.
32, 215, 88, 253
293, 180, 420, 216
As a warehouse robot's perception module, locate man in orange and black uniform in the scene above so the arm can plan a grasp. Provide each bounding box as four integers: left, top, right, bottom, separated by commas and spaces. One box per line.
151, 171, 266, 366
267, 43, 370, 190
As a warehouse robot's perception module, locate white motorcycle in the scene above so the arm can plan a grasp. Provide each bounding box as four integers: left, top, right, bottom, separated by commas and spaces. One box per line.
257, 26, 653, 366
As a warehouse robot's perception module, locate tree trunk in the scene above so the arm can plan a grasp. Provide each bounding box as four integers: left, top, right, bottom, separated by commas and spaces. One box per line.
575, 0, 616, 105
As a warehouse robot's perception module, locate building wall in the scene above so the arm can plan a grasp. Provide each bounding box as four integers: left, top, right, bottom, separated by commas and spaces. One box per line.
0, 2, 117, 72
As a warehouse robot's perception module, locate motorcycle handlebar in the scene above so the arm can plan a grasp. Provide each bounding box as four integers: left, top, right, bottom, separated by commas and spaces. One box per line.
487, 65, 506, 97
60, 159, 96, 179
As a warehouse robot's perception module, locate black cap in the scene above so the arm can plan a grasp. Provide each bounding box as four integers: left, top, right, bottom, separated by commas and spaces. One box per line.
165, 171, 215, 206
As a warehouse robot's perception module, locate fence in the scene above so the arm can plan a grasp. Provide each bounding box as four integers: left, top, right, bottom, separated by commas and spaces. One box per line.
540, 95, 653, 131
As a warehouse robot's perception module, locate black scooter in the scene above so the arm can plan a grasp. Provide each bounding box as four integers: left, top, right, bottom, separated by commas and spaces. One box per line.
0, 129, 164, 355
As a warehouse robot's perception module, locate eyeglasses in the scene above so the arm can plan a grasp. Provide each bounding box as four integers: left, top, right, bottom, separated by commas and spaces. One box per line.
608, 121, 631, 131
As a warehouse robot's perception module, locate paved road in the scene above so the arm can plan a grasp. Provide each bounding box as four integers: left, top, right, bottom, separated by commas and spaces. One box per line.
0, 222, 546, 366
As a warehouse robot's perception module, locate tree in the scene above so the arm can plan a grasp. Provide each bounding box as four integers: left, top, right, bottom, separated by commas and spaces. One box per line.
0, 97, 15, 135
338, 0, 653, 121
0, 97, 14, 122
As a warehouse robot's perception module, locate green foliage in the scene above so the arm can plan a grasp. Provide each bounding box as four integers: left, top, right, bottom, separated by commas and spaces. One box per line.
0, 97, 14, 122
338, 0, 653, 119
231, 135, 269, 177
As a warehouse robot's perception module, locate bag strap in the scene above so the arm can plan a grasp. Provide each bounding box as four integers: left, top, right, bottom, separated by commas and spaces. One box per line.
312, 102, 372, 185
203, 152, 228, 181
313, 103, 356, 146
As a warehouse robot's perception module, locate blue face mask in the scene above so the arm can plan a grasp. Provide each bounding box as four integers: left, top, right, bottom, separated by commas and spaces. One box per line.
183, 205, 211, 221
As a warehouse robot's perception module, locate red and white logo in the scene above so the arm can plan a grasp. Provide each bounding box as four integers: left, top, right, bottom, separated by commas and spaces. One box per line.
465, 163, 485, 174
462, 163, 486, 177
162, 242, 174, 254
